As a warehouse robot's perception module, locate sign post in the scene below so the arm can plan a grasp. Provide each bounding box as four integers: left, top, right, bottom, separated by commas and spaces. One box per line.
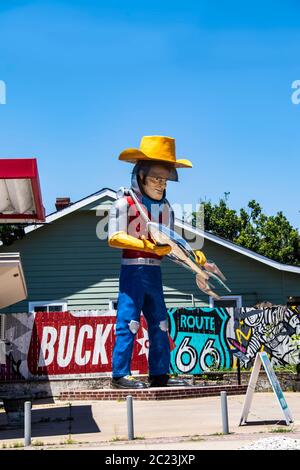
239, 351, 293, 426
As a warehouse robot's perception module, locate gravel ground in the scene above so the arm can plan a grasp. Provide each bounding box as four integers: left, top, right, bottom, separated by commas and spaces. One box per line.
240, 437, 300, 450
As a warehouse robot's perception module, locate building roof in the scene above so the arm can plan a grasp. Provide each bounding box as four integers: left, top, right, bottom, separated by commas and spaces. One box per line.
2, 188, 300, 275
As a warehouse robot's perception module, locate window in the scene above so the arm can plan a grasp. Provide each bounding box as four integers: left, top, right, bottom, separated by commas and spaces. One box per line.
108, 300, 118, 311
209, 295, 242, 309
287, 296, 300, 307
29, 300, 68, 313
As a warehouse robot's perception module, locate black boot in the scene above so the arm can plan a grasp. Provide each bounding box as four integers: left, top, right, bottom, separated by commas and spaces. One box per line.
149, 374, 169, 387
111, 375, 148, 389
165, 376, 191, 387
149, 374, 191, 387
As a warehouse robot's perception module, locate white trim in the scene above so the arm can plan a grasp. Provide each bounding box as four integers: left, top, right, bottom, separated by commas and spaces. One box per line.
209, 295, 242, 309
23, 188, 116, 237
29, 300, 68, 313
1, 186, 299, 275
69, 309, 117, 317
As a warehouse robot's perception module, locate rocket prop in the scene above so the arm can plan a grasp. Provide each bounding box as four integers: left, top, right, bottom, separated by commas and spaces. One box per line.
127, 188, 231, 300
148, 222, 230, 300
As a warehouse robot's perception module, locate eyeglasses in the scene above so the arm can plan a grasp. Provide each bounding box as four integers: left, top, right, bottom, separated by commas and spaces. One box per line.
147, 176, 168, 186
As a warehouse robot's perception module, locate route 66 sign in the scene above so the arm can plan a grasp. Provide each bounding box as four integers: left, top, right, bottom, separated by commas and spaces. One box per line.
168, 307, 231, 374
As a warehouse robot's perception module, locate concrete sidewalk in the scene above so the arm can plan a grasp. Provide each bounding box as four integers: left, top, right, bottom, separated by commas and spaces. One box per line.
0, 393, 299, 450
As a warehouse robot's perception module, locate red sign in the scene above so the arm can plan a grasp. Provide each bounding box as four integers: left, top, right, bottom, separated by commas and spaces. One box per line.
28, 311, 150, 376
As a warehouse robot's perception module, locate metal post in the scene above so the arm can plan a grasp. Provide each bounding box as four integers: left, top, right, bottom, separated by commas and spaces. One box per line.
237, 359, 241, 385
24, 401, 31, 447
220, 391, 229, 434
126, 395, 134, 440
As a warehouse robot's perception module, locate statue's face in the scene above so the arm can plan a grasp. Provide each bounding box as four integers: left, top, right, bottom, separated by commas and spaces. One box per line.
139, 164, 171, 200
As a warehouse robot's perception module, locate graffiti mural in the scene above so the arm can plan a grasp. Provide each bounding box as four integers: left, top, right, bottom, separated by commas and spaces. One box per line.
169, 307, 231, 374
0, 311, 149, 380
0, 306, 299, 381
227, 306, 300, 368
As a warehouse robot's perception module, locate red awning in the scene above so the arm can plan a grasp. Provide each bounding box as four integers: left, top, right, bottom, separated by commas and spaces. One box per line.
0, 158, 45, 223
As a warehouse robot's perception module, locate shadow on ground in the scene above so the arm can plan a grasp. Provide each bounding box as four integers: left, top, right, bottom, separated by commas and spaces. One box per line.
0, 404, 100, 440
240, 420, 288, 426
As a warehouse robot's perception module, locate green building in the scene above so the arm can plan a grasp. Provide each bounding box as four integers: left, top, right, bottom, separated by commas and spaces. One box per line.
1, 188, 300, 315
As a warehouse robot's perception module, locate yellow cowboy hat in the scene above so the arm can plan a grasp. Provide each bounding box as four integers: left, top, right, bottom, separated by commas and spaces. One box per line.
118, 135, 193, 168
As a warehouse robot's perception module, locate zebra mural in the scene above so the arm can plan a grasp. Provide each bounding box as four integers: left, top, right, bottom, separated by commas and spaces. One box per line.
227, 306, 300, 367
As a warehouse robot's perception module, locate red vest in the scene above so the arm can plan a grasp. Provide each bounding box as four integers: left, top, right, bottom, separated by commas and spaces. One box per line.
122, 195, 163, 260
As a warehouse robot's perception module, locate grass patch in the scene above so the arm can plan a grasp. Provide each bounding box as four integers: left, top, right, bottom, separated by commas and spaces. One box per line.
32, 440, 45, 447
65, 436, 77, 444
11, 442, 24, 448
188, 435, 205, 442
58, 439, 86, 446
110, 435, 145, 442
110, 436, 125, 442
270, 427, 294, 433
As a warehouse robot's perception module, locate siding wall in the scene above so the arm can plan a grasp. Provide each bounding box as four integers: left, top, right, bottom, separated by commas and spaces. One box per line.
0, 198, 299, 312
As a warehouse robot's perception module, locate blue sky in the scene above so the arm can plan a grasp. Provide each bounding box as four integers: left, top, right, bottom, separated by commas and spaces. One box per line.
0, 0, 300, 228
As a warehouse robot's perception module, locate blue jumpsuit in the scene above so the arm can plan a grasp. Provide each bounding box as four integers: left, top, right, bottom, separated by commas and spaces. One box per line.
110, 193, 172, 378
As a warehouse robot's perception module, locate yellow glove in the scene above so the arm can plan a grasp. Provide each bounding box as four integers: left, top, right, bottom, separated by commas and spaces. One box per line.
109, 231, 171, 257
194, 250, 207, 266
141, 236, 172, 256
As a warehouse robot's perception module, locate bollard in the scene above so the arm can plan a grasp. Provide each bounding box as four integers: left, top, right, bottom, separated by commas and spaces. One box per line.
24, 401, 31, 447
126, 395, 134, 440
220, 391, 229, 434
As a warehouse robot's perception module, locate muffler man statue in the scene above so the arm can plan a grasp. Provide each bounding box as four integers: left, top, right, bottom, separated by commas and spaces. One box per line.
108, 136, 207, 388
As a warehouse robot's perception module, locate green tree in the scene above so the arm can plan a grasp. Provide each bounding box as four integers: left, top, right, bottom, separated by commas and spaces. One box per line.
0, 224, 26, 246
193, 194, 300, 266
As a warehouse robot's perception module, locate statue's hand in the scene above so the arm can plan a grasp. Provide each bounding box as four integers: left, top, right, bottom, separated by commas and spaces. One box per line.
141, 236, 172, 257
194, 250, 207, 266
153, 245, 172, 257
204, 261, 226, 281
